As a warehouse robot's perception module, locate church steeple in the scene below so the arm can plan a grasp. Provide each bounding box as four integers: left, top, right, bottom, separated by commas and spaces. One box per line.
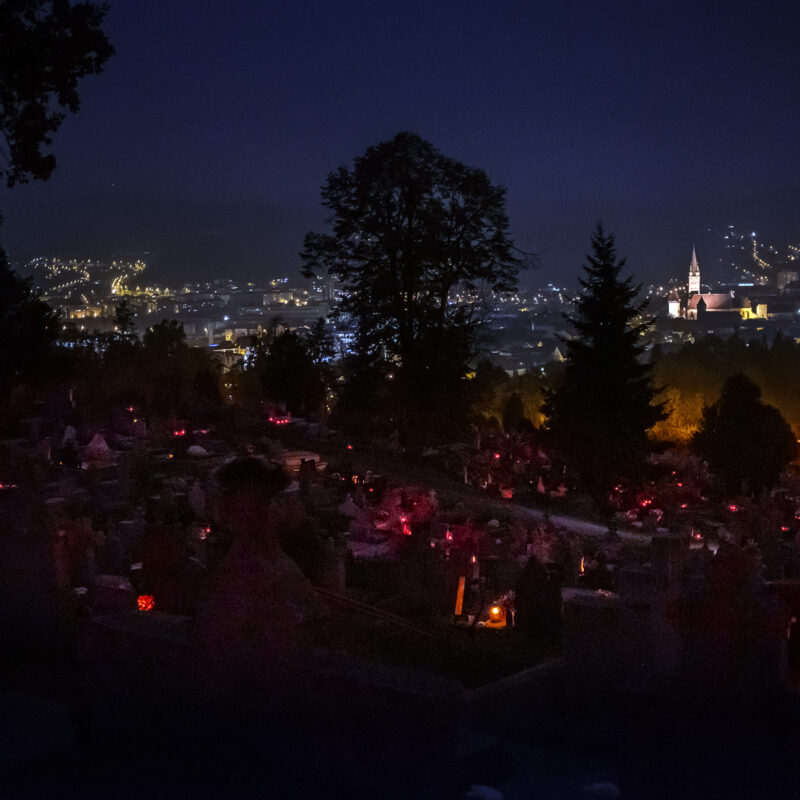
688, 245, 701, 295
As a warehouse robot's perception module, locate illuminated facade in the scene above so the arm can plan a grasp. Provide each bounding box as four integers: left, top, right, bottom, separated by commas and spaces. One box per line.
685, 292, 767, 321
667, 247, 768, 321
667, 289, 681, 318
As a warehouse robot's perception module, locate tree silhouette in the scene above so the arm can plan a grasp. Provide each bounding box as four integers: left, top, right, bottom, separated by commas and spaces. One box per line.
302, 132, 526, 439
255, 330, 326, 418
502, 391, 525, 433
0, 0, 114, 187
143, 319, 187, 355
0, 0, 112, 408
652, 333, 800, 441
0, 249, 59, 397
305, 317, 335, 366
113, 297, 136, 339
543, 225, 664, 506
692, 373, 796, 495
123, 320, 221, 418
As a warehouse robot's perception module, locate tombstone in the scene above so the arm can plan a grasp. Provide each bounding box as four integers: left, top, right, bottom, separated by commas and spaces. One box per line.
317, 539, 347, 592
651, 532, 688, 591
37, 436, 52, 464
84, 433, 113, 466
188, 479, 205, 518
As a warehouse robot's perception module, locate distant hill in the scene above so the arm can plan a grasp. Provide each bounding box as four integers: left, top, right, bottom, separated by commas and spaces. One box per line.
0, 194, 324, 285
509, 183, 800, 287
1, 184, 797, 288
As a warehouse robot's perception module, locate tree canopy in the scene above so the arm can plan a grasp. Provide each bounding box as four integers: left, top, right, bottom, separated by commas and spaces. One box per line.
543, 225, 664, 505
301, 131, 525, 438
692, 372, 796, 495
0, 0, 114, 187
113, 297, 135, 338
253, 328, 327, 418
142, 318, 187, 355
652, 333, 800, 443
0, 0, 113, 413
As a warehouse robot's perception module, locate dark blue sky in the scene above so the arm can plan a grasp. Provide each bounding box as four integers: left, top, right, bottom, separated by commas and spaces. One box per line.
2, 0, 799, 284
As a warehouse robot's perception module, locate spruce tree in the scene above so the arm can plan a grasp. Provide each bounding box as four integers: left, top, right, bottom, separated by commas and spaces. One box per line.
543, 225, 664, 506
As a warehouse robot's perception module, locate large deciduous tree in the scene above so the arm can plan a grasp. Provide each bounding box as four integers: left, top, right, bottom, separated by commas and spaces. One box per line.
692, 373, 796, 495
543, 225, 664, 506
301, 132, 524, 439
0, 0, 114, 187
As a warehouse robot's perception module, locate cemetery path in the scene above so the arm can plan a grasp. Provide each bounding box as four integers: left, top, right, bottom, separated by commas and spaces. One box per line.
337, 445, 651, 544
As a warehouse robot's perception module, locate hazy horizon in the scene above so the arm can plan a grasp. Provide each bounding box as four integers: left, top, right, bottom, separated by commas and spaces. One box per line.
2, 181, 798, 289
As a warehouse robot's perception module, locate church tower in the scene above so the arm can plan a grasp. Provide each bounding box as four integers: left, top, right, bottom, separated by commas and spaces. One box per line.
688, 246, 701, 295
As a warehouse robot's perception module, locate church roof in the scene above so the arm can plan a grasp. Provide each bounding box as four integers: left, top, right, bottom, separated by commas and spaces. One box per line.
687, 293, 750, 311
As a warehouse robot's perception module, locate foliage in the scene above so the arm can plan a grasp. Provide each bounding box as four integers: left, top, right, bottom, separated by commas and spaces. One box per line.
226, 361, 264, 409
0, 247, 59, 397
649, 386, 705, 444
331, 346, 389, 436
305, 317, 335, 365
113, 297, 135, 338
302, 131, 525, 439
653, 333, 800, 440
469, 361, 548, 433
142, 318, 186, 354
54, 319, 223, 422
692, 373, 796, 495
501, 391, 525, 433
468, 358, 509, 419
138, 320, 221, 417
0, 0, 114, 187
230, 320, 335, 419
543, 225, 664, 505
502, 377, 544, 431
253, 329, 327, 418
0, 1, 112, 419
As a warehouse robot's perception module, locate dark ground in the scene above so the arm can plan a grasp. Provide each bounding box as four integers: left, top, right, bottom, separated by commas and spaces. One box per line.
4, 638, 800, 799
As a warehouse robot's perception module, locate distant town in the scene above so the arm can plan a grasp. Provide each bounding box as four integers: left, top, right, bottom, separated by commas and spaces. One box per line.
19, 223, 800, 380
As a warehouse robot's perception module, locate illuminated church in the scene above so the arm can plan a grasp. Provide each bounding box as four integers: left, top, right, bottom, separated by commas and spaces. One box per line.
668, 247, 766, 321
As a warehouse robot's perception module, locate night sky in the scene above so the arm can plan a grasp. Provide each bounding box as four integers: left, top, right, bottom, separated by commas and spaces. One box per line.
2, 0, 799, 285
